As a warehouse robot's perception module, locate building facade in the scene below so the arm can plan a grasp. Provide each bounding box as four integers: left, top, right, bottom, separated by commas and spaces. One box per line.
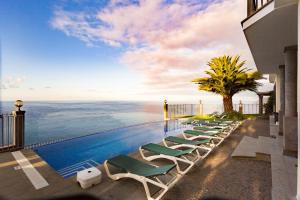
241, 0, 299, 198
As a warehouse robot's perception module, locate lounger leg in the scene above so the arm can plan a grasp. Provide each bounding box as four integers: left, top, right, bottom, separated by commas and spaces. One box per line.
104, 161, 172, 200
182, 133, 188, 139
104, 160, 121, 180
163, 139, 169, 147
144, 178, 169, 200
139, 147, 148, 160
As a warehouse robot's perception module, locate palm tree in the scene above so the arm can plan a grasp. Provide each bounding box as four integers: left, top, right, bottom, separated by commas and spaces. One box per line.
192, 55, 263, 113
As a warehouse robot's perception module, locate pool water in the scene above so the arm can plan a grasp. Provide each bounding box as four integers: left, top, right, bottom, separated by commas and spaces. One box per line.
34, 120, 189, 178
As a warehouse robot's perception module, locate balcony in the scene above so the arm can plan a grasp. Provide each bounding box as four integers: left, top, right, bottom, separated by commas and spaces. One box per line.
241, 0, 297, 73
247, 0, 274, 17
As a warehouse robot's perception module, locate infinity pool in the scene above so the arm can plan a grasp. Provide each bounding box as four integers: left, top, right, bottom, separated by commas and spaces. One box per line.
34, 120, 189, 178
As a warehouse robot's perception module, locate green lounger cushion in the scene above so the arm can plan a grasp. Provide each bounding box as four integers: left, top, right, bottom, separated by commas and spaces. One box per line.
213, 120, 233, 124
165, 136, 211, 145
197, 124, 224, 129
107, 155, 176, 177
203, 123, 226, 127
193, 126, 221, 132
184, 130, 219, 137
142, 143, 194, 157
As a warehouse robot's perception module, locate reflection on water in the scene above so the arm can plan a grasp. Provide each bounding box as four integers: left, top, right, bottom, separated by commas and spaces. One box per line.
164, 119, 189, 135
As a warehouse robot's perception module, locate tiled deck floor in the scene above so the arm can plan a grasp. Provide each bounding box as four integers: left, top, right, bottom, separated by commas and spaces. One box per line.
0, 119, 272, 200
232, 124, 297, 200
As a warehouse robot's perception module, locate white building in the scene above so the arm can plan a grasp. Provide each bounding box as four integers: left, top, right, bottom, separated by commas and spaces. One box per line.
241, 0, 299, 199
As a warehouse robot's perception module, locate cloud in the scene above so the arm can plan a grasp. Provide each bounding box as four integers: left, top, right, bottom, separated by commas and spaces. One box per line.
51, 0, 257, 92
51, 0, 217, 46
1, 76, 25, 89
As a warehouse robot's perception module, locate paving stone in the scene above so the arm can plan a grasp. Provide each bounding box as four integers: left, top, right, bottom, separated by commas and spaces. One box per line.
231, 136, 258, 157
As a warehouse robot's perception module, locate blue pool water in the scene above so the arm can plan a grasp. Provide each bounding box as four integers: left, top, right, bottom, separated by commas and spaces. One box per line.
34, 120, 189, 178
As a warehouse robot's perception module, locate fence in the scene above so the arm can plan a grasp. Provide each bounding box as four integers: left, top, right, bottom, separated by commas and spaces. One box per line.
165, 102, 259, 119
0, 112, 25, 153
0, 114, 15, 152
233, 104, 259, 114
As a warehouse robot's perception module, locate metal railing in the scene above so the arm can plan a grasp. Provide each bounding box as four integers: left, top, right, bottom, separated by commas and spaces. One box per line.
233, 103, 259, 114
0, 114, 15, 152
166, 103, 259, 119
247, 0, 273, 17
210, 103, 260, 115
0, 112, 25, 153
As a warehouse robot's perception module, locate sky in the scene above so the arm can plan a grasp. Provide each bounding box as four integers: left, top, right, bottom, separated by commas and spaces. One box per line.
0, 0, 273, 103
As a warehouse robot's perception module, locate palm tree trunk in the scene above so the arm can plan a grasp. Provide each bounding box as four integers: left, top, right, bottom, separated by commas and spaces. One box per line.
223, 96, 233, 113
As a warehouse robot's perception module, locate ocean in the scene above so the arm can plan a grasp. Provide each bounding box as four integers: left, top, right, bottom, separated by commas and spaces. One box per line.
0, 100, 258, 145
0, 101, 163, 145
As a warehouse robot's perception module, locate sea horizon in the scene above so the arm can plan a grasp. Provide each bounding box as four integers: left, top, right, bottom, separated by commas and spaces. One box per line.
0, 100, 260, 146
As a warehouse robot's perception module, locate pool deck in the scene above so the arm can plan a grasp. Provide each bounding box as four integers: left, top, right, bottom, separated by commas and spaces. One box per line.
0, 119, 272, 200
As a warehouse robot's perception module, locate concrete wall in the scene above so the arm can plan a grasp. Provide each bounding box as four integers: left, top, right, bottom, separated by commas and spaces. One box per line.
275, 0, 298, 8
297, 1, 300, 199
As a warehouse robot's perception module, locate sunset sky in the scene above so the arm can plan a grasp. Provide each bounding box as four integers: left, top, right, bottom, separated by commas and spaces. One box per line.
0, 0, 273, 103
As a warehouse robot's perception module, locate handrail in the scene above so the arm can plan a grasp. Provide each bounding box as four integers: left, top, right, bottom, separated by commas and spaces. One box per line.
244, 0, 274, 23
167, 103, 259, 119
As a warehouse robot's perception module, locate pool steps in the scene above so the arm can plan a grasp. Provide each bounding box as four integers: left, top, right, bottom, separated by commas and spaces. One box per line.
58, 160, 99, 178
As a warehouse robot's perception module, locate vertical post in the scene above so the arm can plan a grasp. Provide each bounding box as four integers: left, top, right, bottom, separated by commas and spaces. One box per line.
239, 100, 243, 114
279, 65, 285, 135
199, 100, 203, 116
12, 100, 25, 150
164, 120, 168, 135
273, 85, 276, 113
163, 100, 169, 120
247, 0, 257, 16
297, 2, 300, 197
259, 95, 263, 115
283, 46, 298, 155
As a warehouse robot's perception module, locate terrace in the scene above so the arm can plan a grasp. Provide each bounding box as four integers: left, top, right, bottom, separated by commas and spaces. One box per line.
1, 0, 298, 199
0, 118, 274, 200
0, 99, 295, 200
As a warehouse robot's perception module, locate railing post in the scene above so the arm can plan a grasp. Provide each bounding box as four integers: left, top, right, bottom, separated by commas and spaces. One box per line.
199, 100, 203, 116
258, 95, 264, 115
163, 100, 169, 120
239, 100, 243, 114
247, 0, 257, 16
12, 100, 25, 150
